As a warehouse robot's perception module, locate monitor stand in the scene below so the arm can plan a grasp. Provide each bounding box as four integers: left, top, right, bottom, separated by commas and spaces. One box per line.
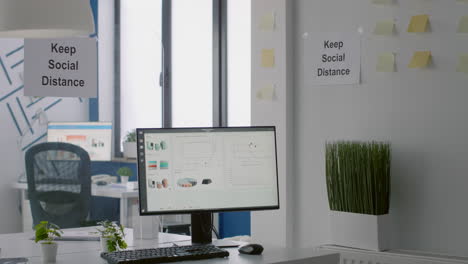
191, 212, 212, 244
188, 213, 240, 248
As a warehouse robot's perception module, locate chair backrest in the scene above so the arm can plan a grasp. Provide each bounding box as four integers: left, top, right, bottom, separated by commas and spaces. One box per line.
25, 142, 91, 229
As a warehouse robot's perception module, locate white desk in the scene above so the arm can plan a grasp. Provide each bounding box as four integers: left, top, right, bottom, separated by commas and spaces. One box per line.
12, 182, 138, 229
0, 227, 340, 264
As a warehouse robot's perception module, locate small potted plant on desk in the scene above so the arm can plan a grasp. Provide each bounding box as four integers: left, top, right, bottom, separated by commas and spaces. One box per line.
97, 221, 128, 253
117, 167, 133, 185
123, 130, 137, 159
34, 221, 63, 263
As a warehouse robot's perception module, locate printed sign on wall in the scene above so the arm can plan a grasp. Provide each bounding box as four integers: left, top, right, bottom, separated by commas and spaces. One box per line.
24, 38, 97, 97
310, 32, 361, 86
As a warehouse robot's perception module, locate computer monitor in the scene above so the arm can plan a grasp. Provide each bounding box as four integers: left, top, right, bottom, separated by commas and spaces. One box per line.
137, 127, 279, 244
47, 122, 112, 161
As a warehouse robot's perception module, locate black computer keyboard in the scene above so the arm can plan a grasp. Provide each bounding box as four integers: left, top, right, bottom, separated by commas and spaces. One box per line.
100, 244, 230, 264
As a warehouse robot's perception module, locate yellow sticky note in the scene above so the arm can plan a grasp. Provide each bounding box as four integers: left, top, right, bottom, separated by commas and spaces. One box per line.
408, 51, 431, 68
259, 12, 275, 31
372, 0, 393, 5
457, 16, 468, 33
457, 54, 468, 74
407, 15, 429, 33
374, 20, 395, 35
256, 84, 276, 101
376, 53, 395, 72
261, 49, 275, 68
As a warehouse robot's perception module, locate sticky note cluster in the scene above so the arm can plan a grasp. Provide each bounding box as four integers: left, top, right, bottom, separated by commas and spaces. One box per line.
374, 20, 395, 35
377, 53, 395, 72
458, 16, 468, 33
408, 15, 429, 33
409, 51, 431, 68
259, 12, 276, 31
256, 84, 277, 101
261, 49, 275, 68
457, 54, 468, 73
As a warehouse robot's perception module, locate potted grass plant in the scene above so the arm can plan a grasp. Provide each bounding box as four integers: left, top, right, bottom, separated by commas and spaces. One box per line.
34, 221, 63, 263
123, 130, 137, 158
97, 221, 128, 253
325, 141, 391, 251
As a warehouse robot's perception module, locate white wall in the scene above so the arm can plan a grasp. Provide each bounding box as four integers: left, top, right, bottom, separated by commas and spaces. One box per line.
292, 0, 468, 256
0, 39, 89, 233
250, 0, 295, 247
98, 0, 115, 123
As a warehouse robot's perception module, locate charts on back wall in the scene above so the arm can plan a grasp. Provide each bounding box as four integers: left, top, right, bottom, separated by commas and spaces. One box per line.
0, 39, 84, 152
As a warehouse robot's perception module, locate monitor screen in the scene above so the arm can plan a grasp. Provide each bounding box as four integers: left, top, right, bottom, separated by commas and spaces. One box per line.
137, 127, 279, 215
47, 122, 112, 161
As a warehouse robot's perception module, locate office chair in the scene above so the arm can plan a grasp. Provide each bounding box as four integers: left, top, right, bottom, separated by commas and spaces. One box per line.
25, 142, 91, 229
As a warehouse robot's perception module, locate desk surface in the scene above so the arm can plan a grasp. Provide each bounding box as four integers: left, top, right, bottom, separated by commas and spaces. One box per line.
0, 227, 339, 264
12, 182, 139, 198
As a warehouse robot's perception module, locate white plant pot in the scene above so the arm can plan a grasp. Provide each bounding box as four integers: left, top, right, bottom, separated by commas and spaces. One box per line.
120, 175, 129, 184
123, 142, 137, 159
41, 242, 58, 263
100, 237, 110, 253
330, 211, 390, 251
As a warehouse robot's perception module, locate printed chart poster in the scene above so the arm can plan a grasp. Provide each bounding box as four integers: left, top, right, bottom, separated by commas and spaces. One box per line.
24, 38, 97, 97
310, 32, 361, 86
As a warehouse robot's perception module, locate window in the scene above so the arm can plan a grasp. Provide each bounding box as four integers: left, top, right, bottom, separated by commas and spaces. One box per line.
172, 0, 213, 127
227, 0, 251, 126
120, 0, 163, 147
118, 0, 250, 143
117, 0, 251, 237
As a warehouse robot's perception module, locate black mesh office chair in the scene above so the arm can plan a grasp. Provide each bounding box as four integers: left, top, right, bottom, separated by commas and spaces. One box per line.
25, 142, 91, 229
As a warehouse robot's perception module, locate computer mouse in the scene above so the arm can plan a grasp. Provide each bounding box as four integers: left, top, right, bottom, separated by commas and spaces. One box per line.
238, 244, 264, 255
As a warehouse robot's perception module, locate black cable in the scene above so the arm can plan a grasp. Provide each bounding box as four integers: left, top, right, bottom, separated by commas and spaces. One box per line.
210, 213, 220, 239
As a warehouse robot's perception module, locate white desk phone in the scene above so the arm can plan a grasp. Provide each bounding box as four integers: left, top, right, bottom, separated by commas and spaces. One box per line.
91, 174, 118, 185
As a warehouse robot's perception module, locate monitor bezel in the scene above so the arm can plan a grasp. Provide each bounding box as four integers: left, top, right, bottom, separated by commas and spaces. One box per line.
137, 126, 280, 216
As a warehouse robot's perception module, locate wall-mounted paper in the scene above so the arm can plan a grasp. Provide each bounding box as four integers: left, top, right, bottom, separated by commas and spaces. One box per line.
457, 0, 468, 3
261, 49, 275, 68
372, 0, 393, 5
256, 84, 276, 101
309, 32, 361, 85
374, 20, 395, 35
376, 53, 395, 72
407, 15, 429, 33
259, 12, 276, 31
457, 16, 468, 33
457, 55, 468, 74
25, 38, 98, 97
408, 51, 431, 68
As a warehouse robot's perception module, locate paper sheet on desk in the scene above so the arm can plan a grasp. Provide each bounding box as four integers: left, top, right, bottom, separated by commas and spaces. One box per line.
107, 183, 128, 189
55, 230, 100, 241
